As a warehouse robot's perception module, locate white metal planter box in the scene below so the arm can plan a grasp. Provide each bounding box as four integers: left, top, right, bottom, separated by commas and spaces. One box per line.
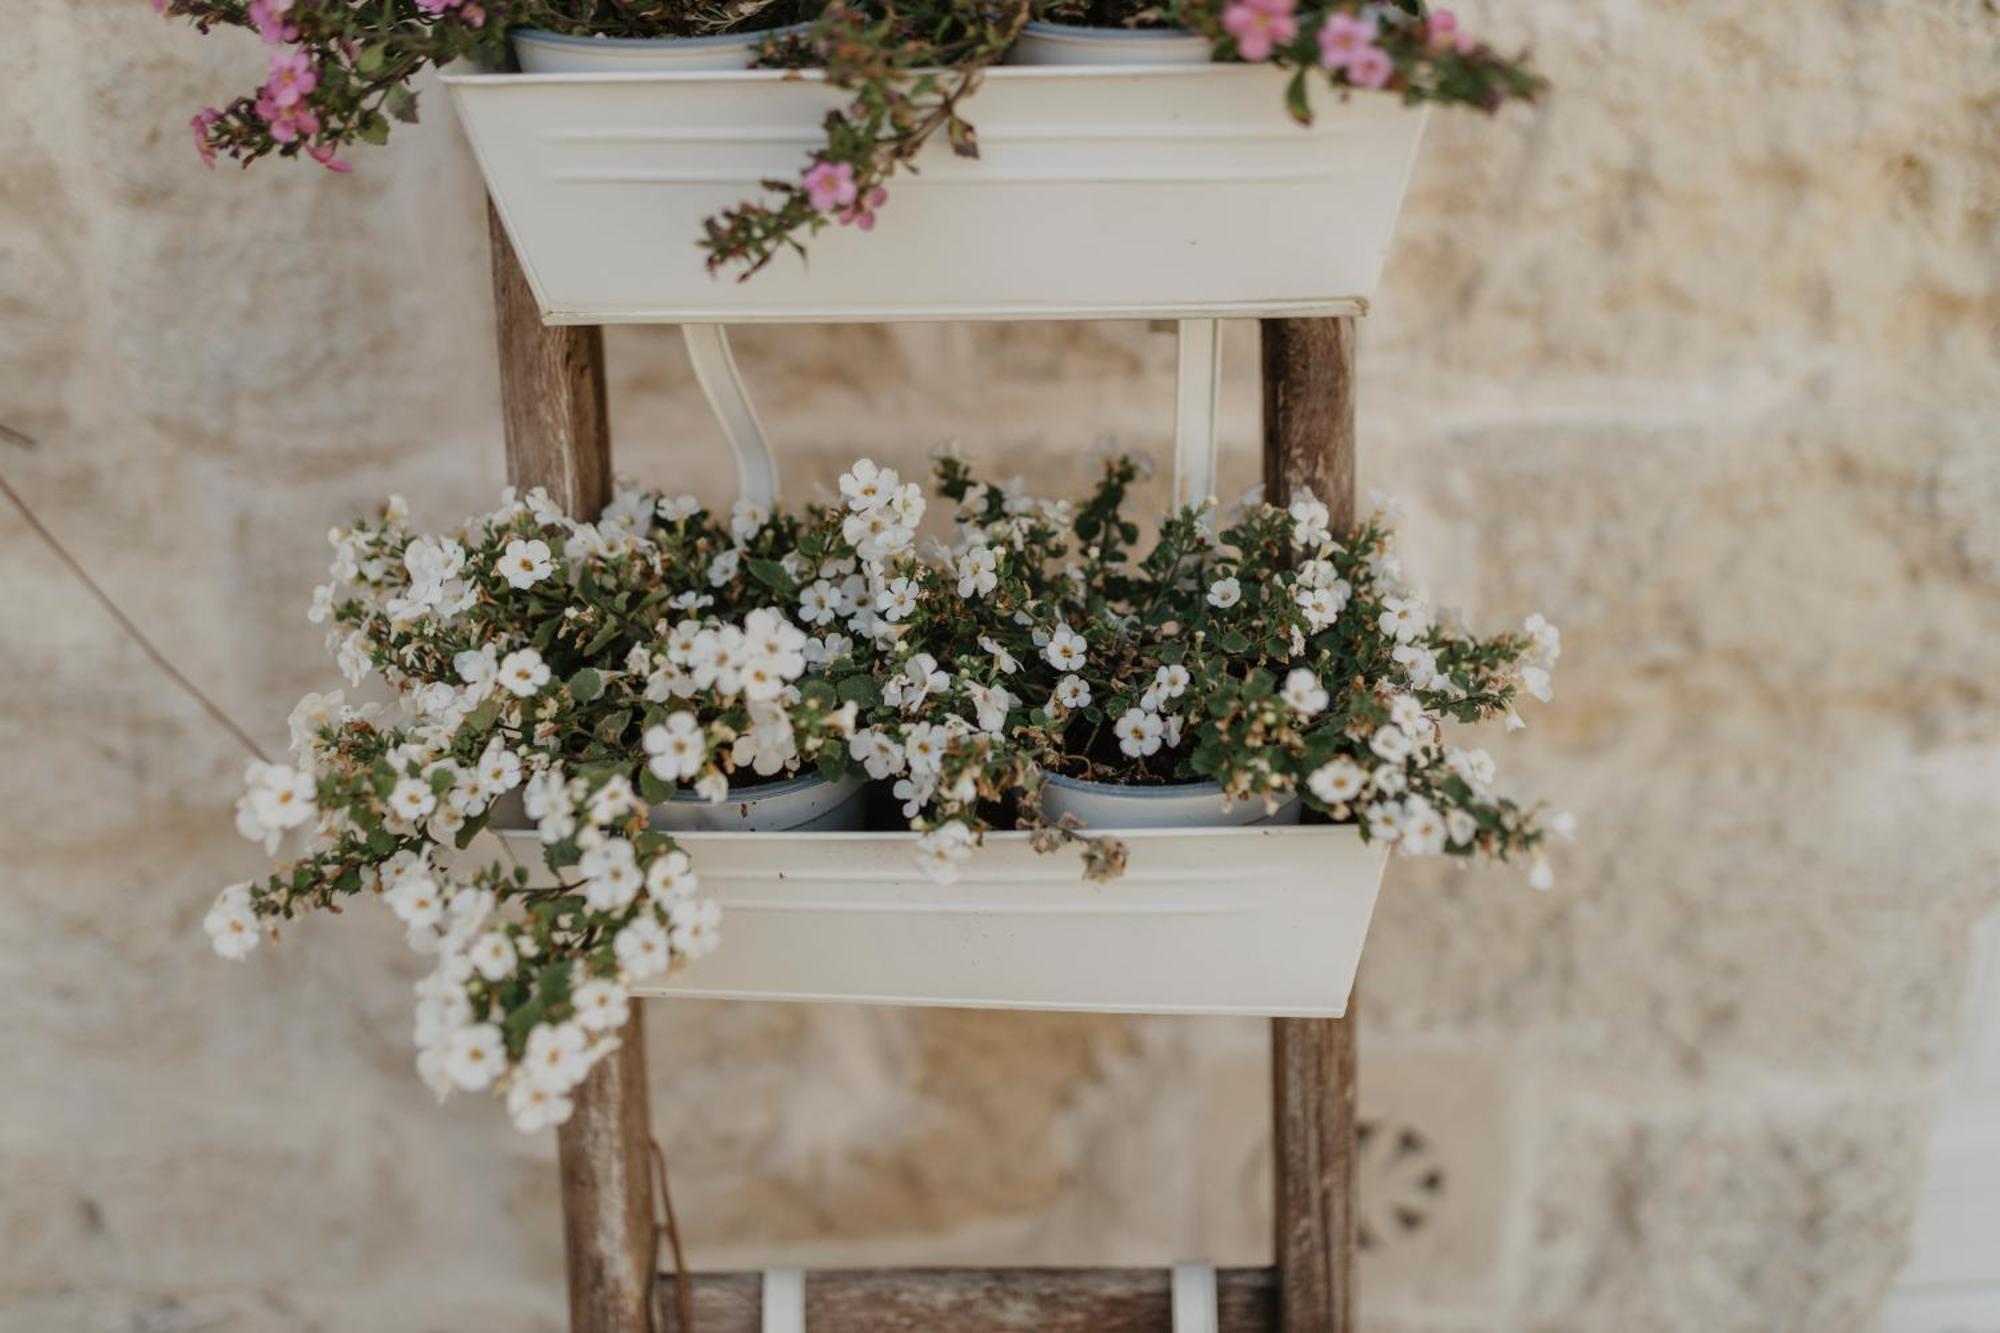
443, 65, 1429, 324
498, 826, 1388, 1016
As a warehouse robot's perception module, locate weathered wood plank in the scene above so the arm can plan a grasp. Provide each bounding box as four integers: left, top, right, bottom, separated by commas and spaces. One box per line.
1262, 315, 1360, 1333
490, 201, 612, 516
491, 201, 648, 1333
1260, 317, 1357, 531
655, 1267, 1280, 1333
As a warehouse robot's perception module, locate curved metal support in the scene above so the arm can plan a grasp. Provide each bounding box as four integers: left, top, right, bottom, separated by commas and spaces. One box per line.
682, 324, 779, 509
760, 1267, 805, 1333
1173, 319, 1223, 513
1172, 1262, 1220, 1333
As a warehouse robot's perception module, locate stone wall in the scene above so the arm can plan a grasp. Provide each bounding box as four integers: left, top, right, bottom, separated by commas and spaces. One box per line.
4, 1, 1997, 1330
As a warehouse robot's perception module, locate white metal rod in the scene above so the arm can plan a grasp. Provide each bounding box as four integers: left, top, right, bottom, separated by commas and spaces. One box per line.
682, 324, 780, 508
760, 1267, 805, 1333
1171, 1261, 1219, 1333
1172, 319, 1223, 513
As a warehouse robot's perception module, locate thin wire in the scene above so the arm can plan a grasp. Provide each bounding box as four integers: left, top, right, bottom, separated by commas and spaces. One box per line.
0, 469, 271, 765
649, 1136, 697, 1333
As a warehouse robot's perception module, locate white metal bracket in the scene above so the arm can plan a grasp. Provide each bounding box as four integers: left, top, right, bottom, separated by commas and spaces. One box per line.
684, 321, 1223, 516
760, 1266, 805, 1333
1171, 1261, 1219, 1333
682, 323, 780, 509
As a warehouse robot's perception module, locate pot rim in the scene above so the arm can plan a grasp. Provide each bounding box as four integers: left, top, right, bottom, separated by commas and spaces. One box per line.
1041, 771, 1235, 800
1017, 19, 1203, 39
511, 22, 807, 49
663, 768, 860, 804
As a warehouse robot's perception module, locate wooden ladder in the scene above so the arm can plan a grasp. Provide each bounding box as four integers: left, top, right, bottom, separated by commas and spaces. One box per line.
489, 206, 1362, 1333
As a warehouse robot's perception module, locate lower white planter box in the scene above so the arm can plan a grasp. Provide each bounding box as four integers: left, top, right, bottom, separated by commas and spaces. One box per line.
498, 825, 1388, 1016
444, 64, 1429, 323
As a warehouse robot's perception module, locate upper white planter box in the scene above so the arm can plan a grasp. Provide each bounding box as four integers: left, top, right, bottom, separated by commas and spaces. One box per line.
497, 824, 1388, 1017
443, 65, 1429, 324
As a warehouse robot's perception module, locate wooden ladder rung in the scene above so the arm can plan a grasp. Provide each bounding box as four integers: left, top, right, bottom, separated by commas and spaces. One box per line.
654, 1266, 1280, 1333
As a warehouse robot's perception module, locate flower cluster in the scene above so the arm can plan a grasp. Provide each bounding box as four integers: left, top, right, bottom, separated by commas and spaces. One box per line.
157, 0, 1540, 273
208, 453, 1566, 1130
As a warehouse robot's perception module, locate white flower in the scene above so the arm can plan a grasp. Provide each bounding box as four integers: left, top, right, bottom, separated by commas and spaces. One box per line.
1368, 765, 1407, 795
1446, 747, 1496, 789
1044, 627, 1088, 672
885, 653, 949, 711
404, 535, 467, 594
1446, 809, 1478, 847
286, 690, 345, 756
797, 579, 842, 626
498, 647, 551, 698
1054, 675, 1092, 710
385, 874, 446, 930
1550, 810, 1579, 843
876, 577, 920, 622
1528, 856, 1555, 891
916, 821, 976, 884
956, 544, 999, 598
1365, 800, 1405, 843
523, 1021, 593, 1092
500, 538, 555, 590
455, 644, 499, 695
964, 680, 1017, 734
644, 712, 707, 783
1388, 694, 1429, 739
668, 898, 722, 959
614, 916, 672, 979
1295, 584, 1344, 631
579, 838, 643, 913
1307, 758, 1366, 805
475, 741, 523, 798
731, 705, 798, 777
443, 1023, 506, 1092
701, 547, 742, 588
1207, 577, 1242, 609
1113, 708, 1165, 758
1392, 642, 1441, 690
1368, 725, 1413, 764
694, 771, 728, 804
646, 850, 697, 902
1524, 612, 1562, 667
1379, 596, 1431, 643
1153, 664, 1191, 700
235, 761, 318, 852
204, 883, 260, 960
507, 1079, 575, 1133
585, 775, 639, 826
1520, 664, 1554, 704
336, 632, 372, 687
469, 930, 519, 981
307, 582, 334, 624
730, 497, 770, 544
1283, 669, 1328, 717
1400, 799, 1447, 856
850, 728, 905, 780
1289, 494, 1332, 548
658, 494, 702, 523
572, 979, 631, 1033
839, 459, 901, 511
976, 634, 1019, 674
389, 776, 438, 825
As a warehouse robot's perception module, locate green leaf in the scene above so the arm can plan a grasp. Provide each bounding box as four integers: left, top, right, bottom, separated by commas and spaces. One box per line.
746, 557, 793, 591
568, 668, 604, 702
835, 674, 881, 707
638, 766, 675, 804
356, 43, 387, 75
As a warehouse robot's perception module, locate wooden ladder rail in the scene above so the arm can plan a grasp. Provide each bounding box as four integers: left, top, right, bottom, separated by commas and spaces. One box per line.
489, 211, 1360, 1333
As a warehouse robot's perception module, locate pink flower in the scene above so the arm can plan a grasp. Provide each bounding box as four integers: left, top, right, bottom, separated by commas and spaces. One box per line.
248, 0, 298, 44
1221, 0, 1298, 62
837, 186, 888, 231
256, 95, 319, 144
263, 48, 318, 109
308, 144, 353, 174
415, 0, 463, 13
1316, 12, 1377, 69
1344, 44, 1394, 88
1427, 8, 1476, 54
190, 108, 221, 169
801, 160, 859, 214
